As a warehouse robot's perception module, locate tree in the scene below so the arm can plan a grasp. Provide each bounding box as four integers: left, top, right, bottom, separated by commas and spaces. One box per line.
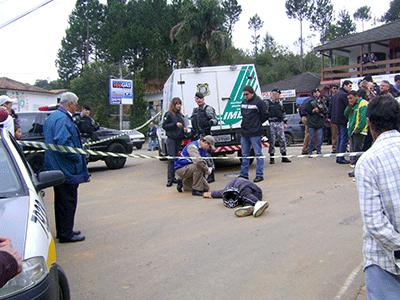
34, 79, 66, 90
170, 0, 230, 66
262, 32, 276, 52
381, 0, 400, 23
310, 0, 334, 34
56, 0, 105, 84
222, 0, 242, 38
248, 14, 264, 56
69, 62, 121, 127
354, 6, 372, 31
285, 0, 314, 60
321, 10, 356, 42
129, 73, 147, 131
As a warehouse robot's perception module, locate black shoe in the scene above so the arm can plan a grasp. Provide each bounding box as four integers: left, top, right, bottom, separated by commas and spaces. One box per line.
281, 153, 291, 163
166, 181, 173, 187
207, 173, 215, 183
336, 159, 350, 165
176, 179, 183, 192
348, 170, 355, 177
57, 230, 81, 239
172, 178, 178, 184
192, 189, 203, 196
59, 234, 86, 243
301, 151, 308, 155
269, 158, 275, 164
253, 176, 264, 183
238, 175, 249, 180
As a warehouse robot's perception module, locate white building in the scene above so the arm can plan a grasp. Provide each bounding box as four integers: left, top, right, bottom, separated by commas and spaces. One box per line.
0, 77, 66, 112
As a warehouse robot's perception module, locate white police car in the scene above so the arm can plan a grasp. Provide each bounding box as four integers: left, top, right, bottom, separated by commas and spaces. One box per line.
0, 128, 70, 299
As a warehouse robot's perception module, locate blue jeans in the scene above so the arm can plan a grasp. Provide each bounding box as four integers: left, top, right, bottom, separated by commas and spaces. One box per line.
365, 265, 400, 300
240, 136, 264, 178
308, 128, 323, 154
336, 125, 349, 162
148, 138, 158, 151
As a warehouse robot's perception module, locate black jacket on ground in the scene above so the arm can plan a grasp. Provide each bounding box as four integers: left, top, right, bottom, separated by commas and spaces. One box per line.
211, 177, 263, 206
162, 111, 185, 140
330, 88, 349, 125
240, 95, 268, 137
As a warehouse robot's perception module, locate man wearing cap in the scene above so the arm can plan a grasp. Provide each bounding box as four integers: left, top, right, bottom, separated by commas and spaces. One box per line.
267, 89, 291, 164
191, 92, 218, 137
203, 177, 269, 218
0, 96, 16, 136
191, 92, 218, 183
175, 135, 215, 196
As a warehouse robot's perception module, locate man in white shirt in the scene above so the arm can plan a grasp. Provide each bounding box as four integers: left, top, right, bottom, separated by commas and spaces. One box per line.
355, 95, 400, 299
0, 96, 16, 136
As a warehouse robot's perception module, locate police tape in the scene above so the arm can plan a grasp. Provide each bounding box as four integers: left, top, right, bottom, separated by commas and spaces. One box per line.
19, 140, 364, 160
83, 110, 162, 147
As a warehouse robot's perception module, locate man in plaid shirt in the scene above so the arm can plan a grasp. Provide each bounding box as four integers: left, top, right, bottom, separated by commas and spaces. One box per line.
355, 95, 400, 299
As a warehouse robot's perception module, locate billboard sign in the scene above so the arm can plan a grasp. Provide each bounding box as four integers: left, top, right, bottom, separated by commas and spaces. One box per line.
109, 79, 134, 105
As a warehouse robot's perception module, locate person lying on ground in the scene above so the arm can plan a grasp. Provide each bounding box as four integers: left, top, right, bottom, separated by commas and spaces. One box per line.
203, 177, 269, 217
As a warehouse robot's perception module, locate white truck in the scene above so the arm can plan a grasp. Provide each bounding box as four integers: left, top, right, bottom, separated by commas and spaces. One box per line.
158, 64, 268, 158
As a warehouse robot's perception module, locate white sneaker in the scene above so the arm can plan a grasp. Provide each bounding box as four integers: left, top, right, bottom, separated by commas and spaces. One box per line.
253, 201, 269, 217
234, 206, 254, 217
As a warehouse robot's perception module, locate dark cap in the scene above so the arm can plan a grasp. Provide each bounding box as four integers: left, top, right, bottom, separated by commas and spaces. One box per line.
271, 88, 281, 94
195, 92, 204, 99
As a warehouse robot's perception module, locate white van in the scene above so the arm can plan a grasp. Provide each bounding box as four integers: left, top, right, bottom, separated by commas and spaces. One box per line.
158, 64, 267, 157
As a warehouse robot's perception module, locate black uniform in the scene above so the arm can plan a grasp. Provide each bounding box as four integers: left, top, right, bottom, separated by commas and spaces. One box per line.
191, 104, 217, 138
240, 95, 269, 137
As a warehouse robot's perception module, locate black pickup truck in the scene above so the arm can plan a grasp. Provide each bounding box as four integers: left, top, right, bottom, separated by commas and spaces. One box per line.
18, 111, 134, 172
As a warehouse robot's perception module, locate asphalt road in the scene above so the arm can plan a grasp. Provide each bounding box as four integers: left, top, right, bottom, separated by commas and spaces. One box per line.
43, 146, 364, 300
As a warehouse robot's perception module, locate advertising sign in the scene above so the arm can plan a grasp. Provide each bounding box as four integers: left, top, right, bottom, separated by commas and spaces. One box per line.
261, 89, 296, 99
109, 79, 134, 105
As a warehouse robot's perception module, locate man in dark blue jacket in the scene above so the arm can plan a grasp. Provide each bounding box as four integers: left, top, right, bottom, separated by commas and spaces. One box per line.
203, 177, 269, 217
239, 85, 269, 182
331, 80, 352, 164
44, 92, 89, 243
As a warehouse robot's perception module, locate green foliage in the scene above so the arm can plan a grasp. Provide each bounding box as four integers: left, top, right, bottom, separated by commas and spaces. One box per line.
34, 79, 66, 90
56, 0, 105, 83
248, 14, 263, 56
222, 0, 242, 38
354, 6, 372, 31
381, 0, 400, 23
69, 61, 120, 128
310, 0, 334, 33
321, 10, 356, 42
170, 0, 230, 66
129, 73, 147, 132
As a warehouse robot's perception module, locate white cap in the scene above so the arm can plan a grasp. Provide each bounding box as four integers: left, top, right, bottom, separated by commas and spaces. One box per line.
0, 95, 17, 106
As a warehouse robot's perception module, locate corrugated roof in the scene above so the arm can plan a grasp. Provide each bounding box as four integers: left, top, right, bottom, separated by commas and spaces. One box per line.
0, 77, 58, 94
314, 20, 400, 52
261, 72, 321, 94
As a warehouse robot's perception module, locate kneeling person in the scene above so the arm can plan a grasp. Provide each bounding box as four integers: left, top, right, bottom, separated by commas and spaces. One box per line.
175, 136, 215, 196
204, 177, 269, 217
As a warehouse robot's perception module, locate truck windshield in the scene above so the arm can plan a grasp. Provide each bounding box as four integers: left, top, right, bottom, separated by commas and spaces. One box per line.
0, 136, 25, 198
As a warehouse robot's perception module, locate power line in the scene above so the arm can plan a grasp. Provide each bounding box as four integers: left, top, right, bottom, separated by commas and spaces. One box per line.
0, 0, 54, 30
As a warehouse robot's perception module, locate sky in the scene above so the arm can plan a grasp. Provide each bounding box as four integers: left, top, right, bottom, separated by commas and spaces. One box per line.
0, 0, 392, 85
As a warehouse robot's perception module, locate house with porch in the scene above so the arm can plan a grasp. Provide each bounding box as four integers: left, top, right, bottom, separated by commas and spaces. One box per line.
314, 20, 400, 85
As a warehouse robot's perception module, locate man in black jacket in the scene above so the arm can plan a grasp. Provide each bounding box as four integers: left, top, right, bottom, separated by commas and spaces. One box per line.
239, 85, 269, 182
191, 92, 218, 183
268, 88, 291, 164
76, 105, 99, 136
331, 80, 352, 164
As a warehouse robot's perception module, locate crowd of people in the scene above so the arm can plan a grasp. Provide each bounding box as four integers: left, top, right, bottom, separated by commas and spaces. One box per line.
299, 75, 400, 177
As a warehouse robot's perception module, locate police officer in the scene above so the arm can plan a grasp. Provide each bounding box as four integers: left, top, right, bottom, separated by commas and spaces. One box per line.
191, 92, 218, 137
191, 92, 218, 183
268, 89, 291, 164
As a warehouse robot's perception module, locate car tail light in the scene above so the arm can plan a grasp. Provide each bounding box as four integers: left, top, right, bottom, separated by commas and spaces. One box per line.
38, 106, 49, 111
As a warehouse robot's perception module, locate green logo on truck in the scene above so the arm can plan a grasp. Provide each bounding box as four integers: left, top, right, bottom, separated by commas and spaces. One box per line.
221, 65, 258, 125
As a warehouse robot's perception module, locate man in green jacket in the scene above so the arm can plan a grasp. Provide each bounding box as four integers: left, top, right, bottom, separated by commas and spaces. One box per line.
344, 90, 368, 176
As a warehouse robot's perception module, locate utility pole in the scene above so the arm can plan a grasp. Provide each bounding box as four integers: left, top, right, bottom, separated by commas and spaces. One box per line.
119, 61, 123, 130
